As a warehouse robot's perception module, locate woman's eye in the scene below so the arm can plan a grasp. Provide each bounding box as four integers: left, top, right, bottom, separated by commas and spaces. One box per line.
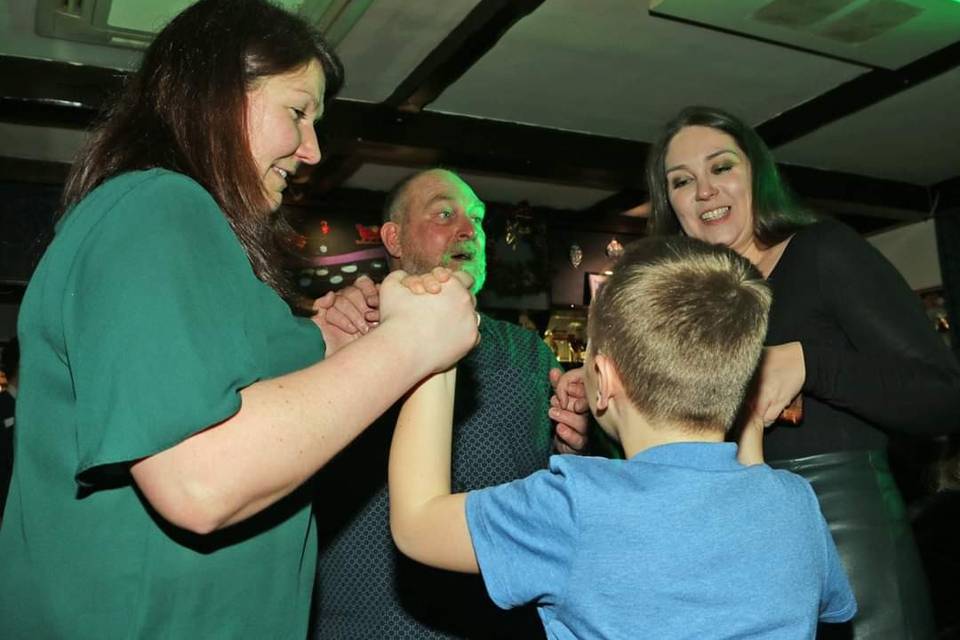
291, 108, 307, 121
712, 163, 732, 174
670, 177, 690, 189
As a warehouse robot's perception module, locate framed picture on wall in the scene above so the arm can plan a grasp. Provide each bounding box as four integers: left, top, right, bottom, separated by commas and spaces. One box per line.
584, 272, 610, 306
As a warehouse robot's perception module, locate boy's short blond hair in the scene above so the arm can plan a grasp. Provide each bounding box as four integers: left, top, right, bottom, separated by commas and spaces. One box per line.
588, 236, 771, 433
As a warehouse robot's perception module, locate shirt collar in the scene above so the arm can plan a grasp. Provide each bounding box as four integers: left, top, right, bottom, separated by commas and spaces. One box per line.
629, 442, 743, 472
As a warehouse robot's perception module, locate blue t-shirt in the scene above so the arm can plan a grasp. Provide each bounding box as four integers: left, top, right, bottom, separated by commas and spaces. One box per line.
466, 442, 856, 640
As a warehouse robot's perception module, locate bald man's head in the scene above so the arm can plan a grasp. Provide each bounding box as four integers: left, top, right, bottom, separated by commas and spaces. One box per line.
379, 169, 487, 293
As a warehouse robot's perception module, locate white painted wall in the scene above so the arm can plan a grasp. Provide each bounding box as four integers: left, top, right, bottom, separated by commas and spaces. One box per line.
867, 219, 941, 291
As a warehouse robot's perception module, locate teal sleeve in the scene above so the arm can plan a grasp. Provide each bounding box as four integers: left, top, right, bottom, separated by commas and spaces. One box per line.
62, 172, 271, 483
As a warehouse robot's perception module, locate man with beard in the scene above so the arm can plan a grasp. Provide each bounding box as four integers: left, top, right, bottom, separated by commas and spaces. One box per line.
312, 168, 589, 639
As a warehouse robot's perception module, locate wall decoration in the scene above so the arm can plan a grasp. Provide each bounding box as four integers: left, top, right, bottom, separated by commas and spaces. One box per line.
919, 287, 952, 348
483, 209, 552, 300
355, 223, 381, 244
504, 205, 534, 251
605, 237, 624, 259
286, 206, 389, 297
569, 244, 583, 269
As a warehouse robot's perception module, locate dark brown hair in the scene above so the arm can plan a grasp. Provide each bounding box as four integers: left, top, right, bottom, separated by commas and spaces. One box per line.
645, 106, 816, 246
61, 0, 344, 299
589, 236, 771, 432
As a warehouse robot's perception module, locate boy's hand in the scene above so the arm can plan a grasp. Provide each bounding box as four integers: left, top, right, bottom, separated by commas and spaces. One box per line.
549, 367, 590, 454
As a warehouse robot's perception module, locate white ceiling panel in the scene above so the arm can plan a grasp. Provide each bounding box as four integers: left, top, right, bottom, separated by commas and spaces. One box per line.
456, 170, 617, 210
775, 67, 960, 185
341, 163, 417, 190
0, 0, 140, 69
343, 162, 617, 210
650, 0, 960, 70
430, 0, 868, 141
335, 0, 482, 102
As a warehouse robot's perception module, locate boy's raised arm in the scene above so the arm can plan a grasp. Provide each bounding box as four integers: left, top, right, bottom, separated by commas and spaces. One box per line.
388, 368, 480, 574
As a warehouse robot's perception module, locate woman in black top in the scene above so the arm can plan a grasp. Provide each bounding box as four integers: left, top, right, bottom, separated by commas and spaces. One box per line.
645, 105, 960, 640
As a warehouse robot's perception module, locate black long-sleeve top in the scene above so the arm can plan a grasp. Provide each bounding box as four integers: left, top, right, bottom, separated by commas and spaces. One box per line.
763, 219, 960, 461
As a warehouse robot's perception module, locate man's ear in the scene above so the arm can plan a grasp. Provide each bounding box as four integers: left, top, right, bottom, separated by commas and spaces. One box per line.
594, 353, 624, 412
380, 221, 403, 259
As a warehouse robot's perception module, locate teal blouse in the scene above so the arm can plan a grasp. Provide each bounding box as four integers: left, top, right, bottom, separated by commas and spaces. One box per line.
0, 170, 325, 639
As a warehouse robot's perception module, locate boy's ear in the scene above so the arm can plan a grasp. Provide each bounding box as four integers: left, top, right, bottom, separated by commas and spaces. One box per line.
594, 353, 625, 412
380, 222, 403, 259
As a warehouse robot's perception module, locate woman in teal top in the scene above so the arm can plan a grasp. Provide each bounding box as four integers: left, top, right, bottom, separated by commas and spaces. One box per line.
0, 1, 479, 638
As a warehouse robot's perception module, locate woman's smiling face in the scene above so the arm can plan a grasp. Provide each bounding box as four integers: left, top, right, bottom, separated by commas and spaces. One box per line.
245, 59, 326, 213
664, 125, 756, 258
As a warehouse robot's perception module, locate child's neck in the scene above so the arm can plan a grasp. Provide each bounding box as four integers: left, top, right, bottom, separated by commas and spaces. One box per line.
619, 416, 724, 459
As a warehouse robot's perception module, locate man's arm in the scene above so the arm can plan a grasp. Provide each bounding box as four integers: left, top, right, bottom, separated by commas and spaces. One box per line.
389, 368, 480, 573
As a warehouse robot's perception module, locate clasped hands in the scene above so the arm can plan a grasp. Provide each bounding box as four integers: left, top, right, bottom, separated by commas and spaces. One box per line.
312, 270, 591, 454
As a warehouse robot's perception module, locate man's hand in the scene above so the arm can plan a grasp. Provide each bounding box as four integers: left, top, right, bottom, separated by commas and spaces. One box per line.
311, 276, 380, 356
550, 367, 590, 454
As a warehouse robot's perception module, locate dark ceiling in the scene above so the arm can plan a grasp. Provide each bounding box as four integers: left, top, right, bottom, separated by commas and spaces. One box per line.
2, 0, 960, 238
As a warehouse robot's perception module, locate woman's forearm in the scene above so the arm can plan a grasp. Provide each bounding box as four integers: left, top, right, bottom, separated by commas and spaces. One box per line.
132, 321, 434, 533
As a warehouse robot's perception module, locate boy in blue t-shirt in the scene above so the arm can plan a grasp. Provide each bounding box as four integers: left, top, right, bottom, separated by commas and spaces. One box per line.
389, 236, 856, 639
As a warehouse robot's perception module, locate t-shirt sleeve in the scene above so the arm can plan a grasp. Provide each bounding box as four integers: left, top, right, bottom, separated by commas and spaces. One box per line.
465, 456, 579, 610
817, 509, 857, 623
802, 222, 960, 435
63, 173, 267, 484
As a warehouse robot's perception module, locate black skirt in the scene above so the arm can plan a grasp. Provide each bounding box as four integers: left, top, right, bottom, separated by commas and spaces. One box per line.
771, 450, 935, 640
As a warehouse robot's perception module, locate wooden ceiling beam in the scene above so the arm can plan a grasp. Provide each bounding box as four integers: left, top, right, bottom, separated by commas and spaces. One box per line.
312, 0, 545, 189
757, 40, 960, 148
0, 57, 936, 228
934, 175, 960, 213
383, 0, 544, 112
318, 99, 647, 191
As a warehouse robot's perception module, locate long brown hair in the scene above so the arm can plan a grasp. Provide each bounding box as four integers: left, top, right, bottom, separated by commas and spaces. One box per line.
61, 0, 344, 299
